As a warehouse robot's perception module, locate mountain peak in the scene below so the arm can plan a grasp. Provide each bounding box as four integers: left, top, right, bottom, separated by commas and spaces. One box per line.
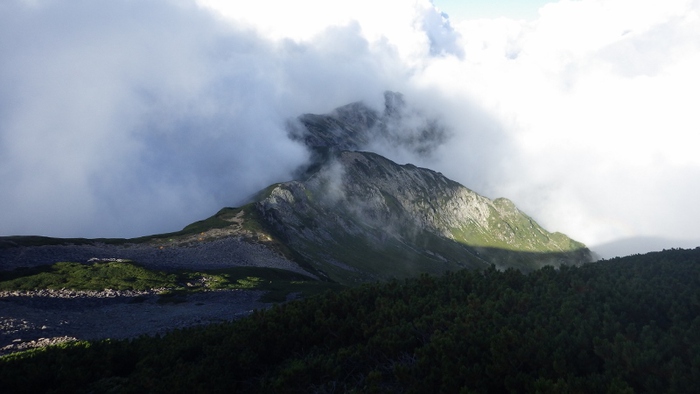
288, 91, 449, 157
382, 90, 406, 118
257, 150, 590, 284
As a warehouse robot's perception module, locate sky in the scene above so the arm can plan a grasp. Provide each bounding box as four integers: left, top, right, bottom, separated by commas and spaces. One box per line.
1, 0, 699, 258
432, 0, 556, 20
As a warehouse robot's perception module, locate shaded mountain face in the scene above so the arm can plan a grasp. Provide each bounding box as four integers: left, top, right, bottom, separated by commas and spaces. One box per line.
256, 150, 590, 284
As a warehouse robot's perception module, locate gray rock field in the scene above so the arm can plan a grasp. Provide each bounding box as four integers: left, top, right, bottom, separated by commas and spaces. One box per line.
0, 288, 270, 355
0, 237, 309, 275
0, 237, 309, 356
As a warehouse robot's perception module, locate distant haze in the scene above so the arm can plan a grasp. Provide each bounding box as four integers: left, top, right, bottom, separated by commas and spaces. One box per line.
1, 0, 699, 259
592, 237, 700, 260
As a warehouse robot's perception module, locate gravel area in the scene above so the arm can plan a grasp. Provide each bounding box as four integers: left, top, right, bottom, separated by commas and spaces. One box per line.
0, 237, 311, 276
0, 289, 270, 356
0, 237, 312, 356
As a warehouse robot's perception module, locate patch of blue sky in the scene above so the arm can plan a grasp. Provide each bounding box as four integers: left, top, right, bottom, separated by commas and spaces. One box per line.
432, 0, 558, 21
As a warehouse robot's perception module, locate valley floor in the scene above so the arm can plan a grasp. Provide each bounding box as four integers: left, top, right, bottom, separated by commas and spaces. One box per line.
0, 289, 269, 355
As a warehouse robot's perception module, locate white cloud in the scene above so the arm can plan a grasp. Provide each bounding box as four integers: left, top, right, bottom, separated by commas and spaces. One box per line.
429, 0, 700, 248
1, 0, 699, 257
0, 0, 406, 237
196, 0, 463, 64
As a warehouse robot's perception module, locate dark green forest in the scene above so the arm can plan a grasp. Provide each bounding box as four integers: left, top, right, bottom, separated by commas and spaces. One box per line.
2, 248, 700, 393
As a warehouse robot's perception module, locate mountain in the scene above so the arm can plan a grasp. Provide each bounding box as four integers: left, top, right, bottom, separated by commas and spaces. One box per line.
255, 150, 589, 284
170, 92, 590, 284
0, 92, 590, 285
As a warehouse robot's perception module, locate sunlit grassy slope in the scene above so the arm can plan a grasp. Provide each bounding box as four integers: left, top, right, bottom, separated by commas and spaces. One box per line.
0, 261, 343, 302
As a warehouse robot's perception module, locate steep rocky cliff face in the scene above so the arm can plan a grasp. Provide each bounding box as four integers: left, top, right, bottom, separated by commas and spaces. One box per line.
256, 150, 590, 284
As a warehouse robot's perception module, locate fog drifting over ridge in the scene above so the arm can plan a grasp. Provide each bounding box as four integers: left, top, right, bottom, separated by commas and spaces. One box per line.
1, 0, 699, 257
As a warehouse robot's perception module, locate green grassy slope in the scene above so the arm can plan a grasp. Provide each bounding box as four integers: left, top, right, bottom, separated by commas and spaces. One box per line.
0, 261, 343, 302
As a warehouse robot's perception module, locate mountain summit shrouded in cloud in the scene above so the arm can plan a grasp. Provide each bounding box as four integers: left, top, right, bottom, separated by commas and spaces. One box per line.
1, 0, 699, 257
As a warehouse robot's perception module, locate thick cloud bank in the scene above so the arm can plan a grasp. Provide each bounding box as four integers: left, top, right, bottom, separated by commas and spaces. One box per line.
0, 0, 406, 237
1, 0, 699, 257
437, 0, 700, 253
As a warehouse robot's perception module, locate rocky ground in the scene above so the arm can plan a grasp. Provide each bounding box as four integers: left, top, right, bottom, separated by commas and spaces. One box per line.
0, 237, 310, 276
0, 237, 311, 356
0, 288, 271, 356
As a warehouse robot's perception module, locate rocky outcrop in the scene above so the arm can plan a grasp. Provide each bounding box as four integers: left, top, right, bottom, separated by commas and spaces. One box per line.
0, 288, 165, 299
257, 150, 591, 284
288, 91, 448, 157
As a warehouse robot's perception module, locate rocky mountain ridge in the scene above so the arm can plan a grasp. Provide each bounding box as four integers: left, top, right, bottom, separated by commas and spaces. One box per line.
256, 150, 589, 284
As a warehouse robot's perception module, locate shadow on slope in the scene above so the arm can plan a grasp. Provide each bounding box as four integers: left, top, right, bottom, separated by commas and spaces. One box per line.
259, 213, 591, 286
